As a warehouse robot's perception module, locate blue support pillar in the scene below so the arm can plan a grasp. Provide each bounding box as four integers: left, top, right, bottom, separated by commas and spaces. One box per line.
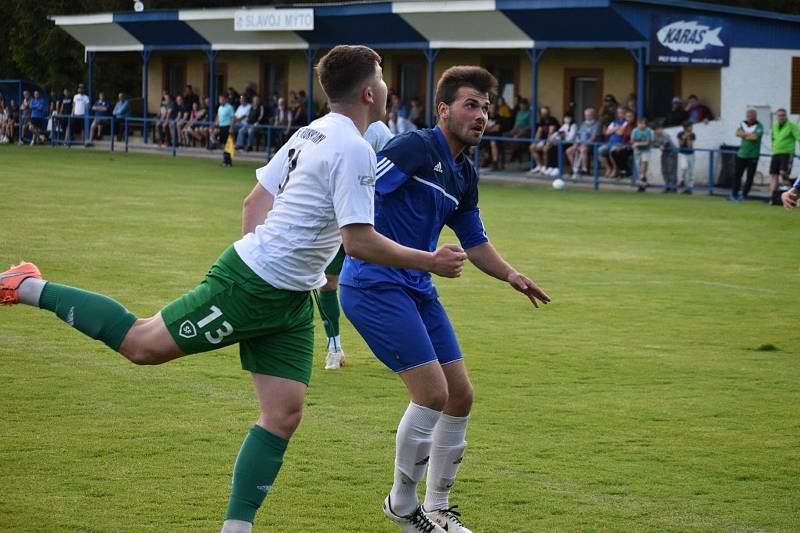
142, 48, 151, 144
86, 50, 95, 143
305, 48, 318, 123
526, 48, 546, 133
424, 48, 440, 127
628, 47, 646, 118
207, 49, 218, 123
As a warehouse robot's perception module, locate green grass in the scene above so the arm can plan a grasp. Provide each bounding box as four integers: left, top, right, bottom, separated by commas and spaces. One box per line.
1, 145, 798, 532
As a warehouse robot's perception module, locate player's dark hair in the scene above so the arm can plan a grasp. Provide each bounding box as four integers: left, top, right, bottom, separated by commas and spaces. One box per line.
316, 45, 382, 104
435, 66, 498, 106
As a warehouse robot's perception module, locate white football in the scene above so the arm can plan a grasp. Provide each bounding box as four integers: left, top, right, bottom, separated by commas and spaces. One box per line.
552, 178, 566, 190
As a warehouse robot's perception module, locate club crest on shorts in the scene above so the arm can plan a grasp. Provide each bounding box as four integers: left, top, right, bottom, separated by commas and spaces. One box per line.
179, 320, 197, 339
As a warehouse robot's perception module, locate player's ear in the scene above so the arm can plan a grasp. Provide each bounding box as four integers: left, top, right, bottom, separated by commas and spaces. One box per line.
437, 101, 449, 120
362, 84, 374, 106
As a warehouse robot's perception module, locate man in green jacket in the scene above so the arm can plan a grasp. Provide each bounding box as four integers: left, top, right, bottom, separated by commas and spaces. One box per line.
731, 108, 763, 201
769, 108, 800, 204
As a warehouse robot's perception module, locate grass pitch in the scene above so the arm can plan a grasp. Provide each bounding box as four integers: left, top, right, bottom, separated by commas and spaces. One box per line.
1, 145, 798, 532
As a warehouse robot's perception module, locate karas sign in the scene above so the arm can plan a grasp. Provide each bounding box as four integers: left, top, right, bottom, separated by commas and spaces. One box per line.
650, 16, 729, 66
235, 9, 314, 31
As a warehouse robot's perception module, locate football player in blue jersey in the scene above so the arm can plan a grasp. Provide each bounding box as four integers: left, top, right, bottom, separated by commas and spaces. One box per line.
340, 66, 551, 533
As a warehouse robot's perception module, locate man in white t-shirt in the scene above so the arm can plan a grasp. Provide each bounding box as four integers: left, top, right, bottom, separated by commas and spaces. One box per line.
0, 45, 465, 533
70, 84, 91, 143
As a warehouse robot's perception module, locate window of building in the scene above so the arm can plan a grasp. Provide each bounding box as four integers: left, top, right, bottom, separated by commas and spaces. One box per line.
483, 56, 519, 104
202, 63, 228, 102
792, 57, 800, 115
162, 59, 186, 98
564, 69, 603, 118
261, 59, 288, 100
646, 68, 681, 120
392, 57, 425, 104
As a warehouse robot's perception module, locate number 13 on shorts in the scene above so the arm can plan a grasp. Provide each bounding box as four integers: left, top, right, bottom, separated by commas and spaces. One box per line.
197, 305, 234, 344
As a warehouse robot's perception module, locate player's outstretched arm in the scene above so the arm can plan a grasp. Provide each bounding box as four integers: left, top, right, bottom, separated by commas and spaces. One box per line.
242, 182, 275, 235
465, 242, 551, 308
782, 186, 799, 211
341, 223, 466, 278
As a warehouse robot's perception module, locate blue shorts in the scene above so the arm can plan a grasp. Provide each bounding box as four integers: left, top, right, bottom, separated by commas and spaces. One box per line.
340, 284, 462, 373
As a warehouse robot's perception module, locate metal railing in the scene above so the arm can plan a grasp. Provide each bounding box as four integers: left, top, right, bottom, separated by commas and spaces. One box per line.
473, 135, 799, 197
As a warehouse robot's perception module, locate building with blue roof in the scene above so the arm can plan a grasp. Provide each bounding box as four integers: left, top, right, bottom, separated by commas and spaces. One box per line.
50, 0, 800, 154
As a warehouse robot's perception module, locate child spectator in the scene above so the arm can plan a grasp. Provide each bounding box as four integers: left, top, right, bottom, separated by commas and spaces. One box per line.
631, 116, 654, 191
677, 121, 696, 194
653, 124, 678, 192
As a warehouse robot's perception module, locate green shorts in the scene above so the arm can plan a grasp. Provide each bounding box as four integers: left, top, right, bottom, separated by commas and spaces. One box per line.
324, 245, 346, 276
161, 246, 315, 384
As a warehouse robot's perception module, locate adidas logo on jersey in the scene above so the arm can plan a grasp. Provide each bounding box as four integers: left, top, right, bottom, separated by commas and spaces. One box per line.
433, 162, 444, 173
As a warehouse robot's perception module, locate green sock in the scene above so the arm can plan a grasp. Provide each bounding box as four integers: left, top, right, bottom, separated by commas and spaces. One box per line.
318, 289, 340, 339
38, 282, 137, 351
225, 425, 289, 523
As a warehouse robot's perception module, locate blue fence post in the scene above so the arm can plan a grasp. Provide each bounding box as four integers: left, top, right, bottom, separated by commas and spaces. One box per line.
171, 119, 177, 157
266, 127, 272, 162
66, 116, 72, 148
592, 144, 600, 182
124, 117, 129, 153
557, 141, 563, 178
110, 118, 115, 152
424, 48, 441, 127
707, 150, 715, 195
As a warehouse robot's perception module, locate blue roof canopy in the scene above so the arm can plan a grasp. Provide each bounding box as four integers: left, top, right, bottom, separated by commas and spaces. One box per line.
505, 7, 647, 48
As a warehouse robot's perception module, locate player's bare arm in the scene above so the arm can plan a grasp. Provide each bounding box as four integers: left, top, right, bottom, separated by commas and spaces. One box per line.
782, 187, 799, 210
241, 182, 275, 235
465, 241, 551, 308
341, 223, 466, 278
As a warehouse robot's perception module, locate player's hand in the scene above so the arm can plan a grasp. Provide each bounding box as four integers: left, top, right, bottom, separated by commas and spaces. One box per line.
782, 189, 799, 211
431, 244, 467, 278
507, 271, 551, 308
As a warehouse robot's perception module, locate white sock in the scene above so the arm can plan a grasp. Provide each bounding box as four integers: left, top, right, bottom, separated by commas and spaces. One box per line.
389, 402, 442, 515
327, 335, 341, 351
220, 519, 252, 533
423, 413, 469, 512
18, 278, 46, 307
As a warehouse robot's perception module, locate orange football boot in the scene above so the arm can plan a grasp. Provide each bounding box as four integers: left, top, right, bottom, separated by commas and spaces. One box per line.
0, 262, 42, 305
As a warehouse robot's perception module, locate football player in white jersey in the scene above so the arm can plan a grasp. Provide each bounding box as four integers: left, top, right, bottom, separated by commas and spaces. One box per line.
1, 45, 465, 533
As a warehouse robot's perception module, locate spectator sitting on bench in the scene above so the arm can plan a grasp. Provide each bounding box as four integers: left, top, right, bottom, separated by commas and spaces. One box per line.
506, 98, 532, 163
566, 107, 601, 176
599, 106, 628, 179
482, 102, 504, 170
174, 95, 190, 146
610, 109, 637, 178
155, 92, 171, 146
87, 91, 111, 146
529, 106, 560, 174
237, 95, 267, 151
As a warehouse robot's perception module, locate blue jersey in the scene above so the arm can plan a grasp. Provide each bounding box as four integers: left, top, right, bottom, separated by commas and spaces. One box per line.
340, 127, 488, 298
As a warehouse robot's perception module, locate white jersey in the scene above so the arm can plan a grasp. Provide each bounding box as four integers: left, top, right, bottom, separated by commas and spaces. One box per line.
234, 112, 376, 291
72, 94, 90, 115
364, 120, 394, 153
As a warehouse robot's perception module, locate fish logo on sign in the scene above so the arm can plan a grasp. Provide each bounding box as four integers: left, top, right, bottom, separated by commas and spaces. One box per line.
656, 20, 724, 53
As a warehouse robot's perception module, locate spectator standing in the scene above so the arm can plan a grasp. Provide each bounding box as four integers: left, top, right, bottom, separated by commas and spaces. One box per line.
529, 106, 560, 174
664, 97, 687, 127
686, 95, 713, 124
600, 106, 628, 178
237, 95, 266, 151
631, 117, 654, 191
653, 124, 678, 192
768, 108, 800, 204
184, 85, 199, 109
18, 90, 31, 144
28, 90, 48, 145
71, 84, 90, 144
216, 94, 235, 167
112, 92, 130, 141
290, 96, 308, 128
566, 107, 601, 176
57, 88, 72, 141
0, 99, 9, 143
87, 91, 111, 146
730, 108, 764, 201
625, 93, 637, 114
677, 121, 696, 194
